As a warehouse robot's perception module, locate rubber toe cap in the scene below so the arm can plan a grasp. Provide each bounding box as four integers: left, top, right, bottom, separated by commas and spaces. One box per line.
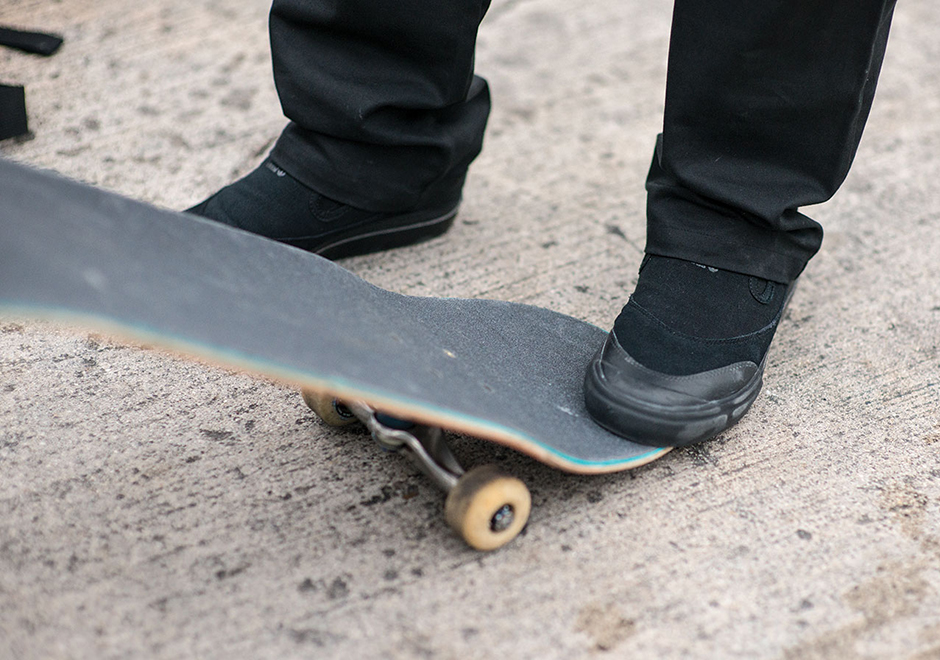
584, 332, 763, 447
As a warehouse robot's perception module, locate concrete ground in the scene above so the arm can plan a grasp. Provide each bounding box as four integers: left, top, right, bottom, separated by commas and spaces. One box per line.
1, 0, 938, 657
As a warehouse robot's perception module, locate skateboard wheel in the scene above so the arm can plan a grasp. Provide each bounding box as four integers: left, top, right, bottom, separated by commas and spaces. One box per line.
301, 389, 357, 427
444, 465, 531, 551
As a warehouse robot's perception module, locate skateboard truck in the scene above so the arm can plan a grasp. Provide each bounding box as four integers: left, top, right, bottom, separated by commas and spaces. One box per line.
347, 401, 464, 491
302, 390, 531, 551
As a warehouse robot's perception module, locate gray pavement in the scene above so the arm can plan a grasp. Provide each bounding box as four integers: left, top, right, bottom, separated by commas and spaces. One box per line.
1, 0, 938, 658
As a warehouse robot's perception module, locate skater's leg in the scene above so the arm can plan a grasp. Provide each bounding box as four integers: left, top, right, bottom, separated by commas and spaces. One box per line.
188, 0, 492, 258
586, 0, 898, 446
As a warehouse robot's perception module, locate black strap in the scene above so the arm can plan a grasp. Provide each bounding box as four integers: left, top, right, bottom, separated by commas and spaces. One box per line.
0, 84, 29, 141
0, 27, 63, 56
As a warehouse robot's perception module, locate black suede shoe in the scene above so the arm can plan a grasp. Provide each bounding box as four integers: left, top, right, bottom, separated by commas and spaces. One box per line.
186, 159, 461, 259
584, 255, 795, 447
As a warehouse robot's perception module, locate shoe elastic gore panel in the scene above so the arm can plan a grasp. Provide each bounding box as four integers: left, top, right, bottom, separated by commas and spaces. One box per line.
614, 300, 777, 376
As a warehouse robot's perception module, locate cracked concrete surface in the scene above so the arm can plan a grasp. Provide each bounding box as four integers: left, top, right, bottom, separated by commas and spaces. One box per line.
1, 0, 939, 658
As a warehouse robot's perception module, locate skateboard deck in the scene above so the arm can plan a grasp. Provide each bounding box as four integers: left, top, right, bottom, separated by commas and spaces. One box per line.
0, 159, 670, 549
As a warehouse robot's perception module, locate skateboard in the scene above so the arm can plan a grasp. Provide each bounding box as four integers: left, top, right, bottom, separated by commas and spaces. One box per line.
0, 159, 671, 550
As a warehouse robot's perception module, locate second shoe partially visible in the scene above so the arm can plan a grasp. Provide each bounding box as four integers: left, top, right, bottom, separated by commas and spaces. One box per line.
584, 255, 795, 447
186, 158, 462, 259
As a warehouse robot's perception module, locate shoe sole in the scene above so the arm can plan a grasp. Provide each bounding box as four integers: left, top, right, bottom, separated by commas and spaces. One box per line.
285, 205, 459, 260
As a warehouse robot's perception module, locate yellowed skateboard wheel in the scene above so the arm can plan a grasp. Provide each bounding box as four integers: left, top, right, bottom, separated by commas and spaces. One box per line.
444, 465, 531, 551
301, 389, 357, 427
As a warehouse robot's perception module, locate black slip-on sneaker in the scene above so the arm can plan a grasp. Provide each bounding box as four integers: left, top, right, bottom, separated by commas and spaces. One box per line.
584, 256, 795, 447
186, 158, 461, 259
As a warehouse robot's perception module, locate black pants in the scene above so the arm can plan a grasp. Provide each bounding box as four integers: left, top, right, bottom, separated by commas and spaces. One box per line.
268, 0, 896, 282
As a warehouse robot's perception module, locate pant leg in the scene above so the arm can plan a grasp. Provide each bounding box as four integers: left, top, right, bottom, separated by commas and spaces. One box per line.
646, 0, 897, 282
268, 0, 492, 213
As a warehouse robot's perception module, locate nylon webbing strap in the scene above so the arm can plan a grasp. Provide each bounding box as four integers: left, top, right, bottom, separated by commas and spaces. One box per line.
0, 27, 63, 56
0, 84, 28, 141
